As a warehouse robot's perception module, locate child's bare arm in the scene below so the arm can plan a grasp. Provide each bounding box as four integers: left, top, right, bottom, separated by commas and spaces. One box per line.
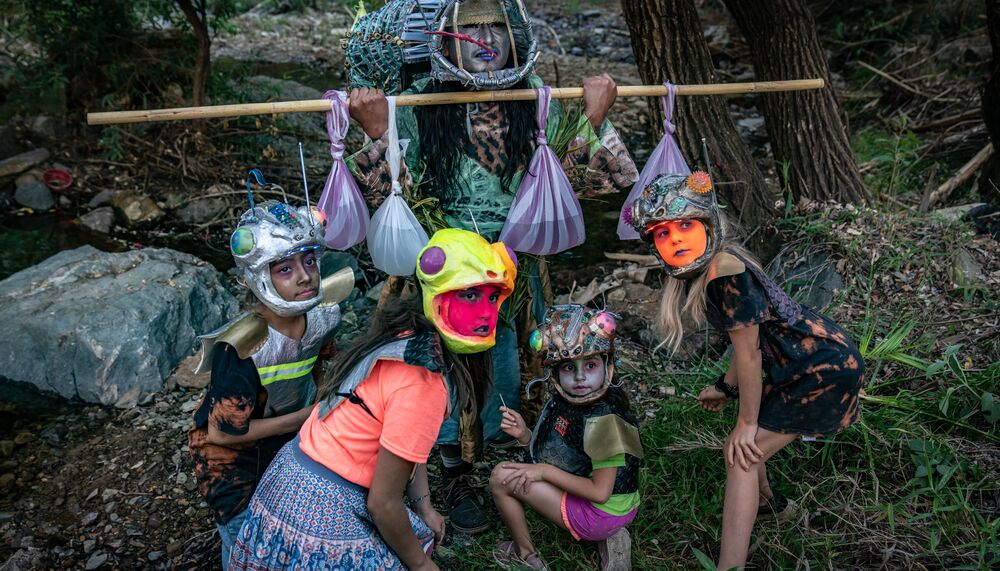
498, 462, 617, 504
207, 405, 314, 446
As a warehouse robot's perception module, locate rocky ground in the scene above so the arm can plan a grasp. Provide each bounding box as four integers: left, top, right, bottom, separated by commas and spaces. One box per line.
1, 0, 998, 569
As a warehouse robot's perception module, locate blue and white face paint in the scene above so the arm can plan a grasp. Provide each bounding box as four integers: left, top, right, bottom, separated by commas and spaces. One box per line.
230, 200, 326, 317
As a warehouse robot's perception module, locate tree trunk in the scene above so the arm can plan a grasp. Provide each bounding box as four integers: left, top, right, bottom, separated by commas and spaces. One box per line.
980, 0, 1000, 204
177, 0, 211, 107
724, 0, 870, 205
620, 0, 779, 256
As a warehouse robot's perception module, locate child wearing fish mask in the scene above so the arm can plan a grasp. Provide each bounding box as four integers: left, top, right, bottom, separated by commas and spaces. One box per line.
490, 305, 643, 571
347, 0, 639, 535
627, 172, 865, 570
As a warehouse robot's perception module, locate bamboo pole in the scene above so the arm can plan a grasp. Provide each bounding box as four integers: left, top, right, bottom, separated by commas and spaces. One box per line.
87, 78, 825, 125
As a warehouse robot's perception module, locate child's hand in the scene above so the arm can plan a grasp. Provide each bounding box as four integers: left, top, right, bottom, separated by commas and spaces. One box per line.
499, 406, 530, 445
725, 420, 763, 471
498, 462, 547, 495
697, 384, 728, 412
415, 503, 445, 549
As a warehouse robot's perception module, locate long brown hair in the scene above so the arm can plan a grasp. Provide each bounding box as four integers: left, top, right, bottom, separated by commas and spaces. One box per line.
318, 291, 490, 416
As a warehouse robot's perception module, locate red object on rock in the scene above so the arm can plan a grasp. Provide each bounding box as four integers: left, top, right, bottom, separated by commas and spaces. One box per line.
43, 168, 73, 192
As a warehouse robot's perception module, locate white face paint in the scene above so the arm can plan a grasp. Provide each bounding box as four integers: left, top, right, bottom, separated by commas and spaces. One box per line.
557, 356, 606, 399
448, 23, 511, 73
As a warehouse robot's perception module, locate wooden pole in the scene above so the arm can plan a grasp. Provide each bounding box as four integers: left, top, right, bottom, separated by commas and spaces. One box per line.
87, 78, 825, 125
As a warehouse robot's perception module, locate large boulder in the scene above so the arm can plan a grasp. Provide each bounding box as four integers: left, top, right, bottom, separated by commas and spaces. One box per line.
0, 246, 238, 404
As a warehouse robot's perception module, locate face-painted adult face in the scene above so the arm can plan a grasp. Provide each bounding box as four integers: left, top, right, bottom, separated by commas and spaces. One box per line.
447, 23, 511, 73
556, 356, 607, 399
649, 219, 708, 268
438, 284, 502, 338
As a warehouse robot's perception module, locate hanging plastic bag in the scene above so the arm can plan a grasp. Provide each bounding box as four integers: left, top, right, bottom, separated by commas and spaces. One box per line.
316, 90, 370, 249
499, 86, 585, 256
366, 96, 429, 275
617, 82, 691, 240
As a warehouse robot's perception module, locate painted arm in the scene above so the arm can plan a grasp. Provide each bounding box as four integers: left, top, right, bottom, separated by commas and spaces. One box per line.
206, 405, 314, 446
368, 447, 439, 571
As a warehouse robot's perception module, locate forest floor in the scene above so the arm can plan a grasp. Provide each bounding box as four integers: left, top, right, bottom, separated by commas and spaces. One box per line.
0, 1, 998, 569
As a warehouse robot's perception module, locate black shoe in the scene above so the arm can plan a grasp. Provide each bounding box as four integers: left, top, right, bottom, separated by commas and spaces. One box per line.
757, 490, 796, 520
442, 473, 489, 534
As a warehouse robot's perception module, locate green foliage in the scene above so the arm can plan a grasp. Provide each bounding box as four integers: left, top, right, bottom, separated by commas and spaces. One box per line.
852, 126, 935, 202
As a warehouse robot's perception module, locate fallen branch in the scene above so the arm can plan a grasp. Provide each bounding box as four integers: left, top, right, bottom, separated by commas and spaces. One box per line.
911, 110, 982, 133
857, 61, 958, 102
87, 79, 825, 125
604, 252, 660, 265
921, 143, 994, 212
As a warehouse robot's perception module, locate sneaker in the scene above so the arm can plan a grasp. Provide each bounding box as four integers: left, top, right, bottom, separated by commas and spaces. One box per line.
442, 473, 489, 534
493, 540, 547, 570
757, 490, 796, 521
598, 528, 631, 571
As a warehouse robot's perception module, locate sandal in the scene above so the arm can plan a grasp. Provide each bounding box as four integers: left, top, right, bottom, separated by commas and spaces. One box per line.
493, 540, 548, 570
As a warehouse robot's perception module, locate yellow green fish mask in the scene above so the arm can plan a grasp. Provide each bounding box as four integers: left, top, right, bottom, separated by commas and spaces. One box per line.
416, 229, 517, 354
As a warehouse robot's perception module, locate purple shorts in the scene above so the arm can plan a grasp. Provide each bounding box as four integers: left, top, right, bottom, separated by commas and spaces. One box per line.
560, 492, 637, 541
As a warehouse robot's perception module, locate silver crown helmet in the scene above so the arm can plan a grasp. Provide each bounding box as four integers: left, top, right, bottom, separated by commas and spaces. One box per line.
230, 200, 326, 317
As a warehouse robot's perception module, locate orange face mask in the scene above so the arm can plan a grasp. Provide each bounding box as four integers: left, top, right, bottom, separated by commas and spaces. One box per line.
649, 219, 708, 268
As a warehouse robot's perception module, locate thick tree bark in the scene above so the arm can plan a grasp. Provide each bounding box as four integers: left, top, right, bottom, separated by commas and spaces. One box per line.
980, 0, 1000, 204
724, 0, 870, 205
621, 0, 779, 255
177, 0, 211, 107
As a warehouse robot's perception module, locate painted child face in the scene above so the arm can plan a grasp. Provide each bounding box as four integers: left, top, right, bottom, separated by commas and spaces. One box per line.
439, 284, 502, 337
447, 23, 512, 74
650, 219, 708, 268
557, 356, 606, 399
269, 249, 320, 302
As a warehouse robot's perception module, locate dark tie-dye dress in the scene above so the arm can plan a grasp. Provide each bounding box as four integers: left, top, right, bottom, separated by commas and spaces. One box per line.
705, 269, 865, 437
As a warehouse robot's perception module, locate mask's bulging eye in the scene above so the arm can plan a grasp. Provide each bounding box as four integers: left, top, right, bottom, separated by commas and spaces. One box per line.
420, 247, 446, 275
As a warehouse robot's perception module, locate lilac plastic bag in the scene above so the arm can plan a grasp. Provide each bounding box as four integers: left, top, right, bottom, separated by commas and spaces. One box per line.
617, 82, 691, 240
317, 90, 369, 249
499, 86, 585, 256
367, 96, 429, 276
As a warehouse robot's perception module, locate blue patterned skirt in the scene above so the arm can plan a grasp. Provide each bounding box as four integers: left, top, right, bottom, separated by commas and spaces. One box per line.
229, 437, 434, 570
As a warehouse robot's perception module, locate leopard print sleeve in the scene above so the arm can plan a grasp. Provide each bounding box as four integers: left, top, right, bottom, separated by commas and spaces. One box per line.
349, 135, 415, 210
560, 119, 638, 198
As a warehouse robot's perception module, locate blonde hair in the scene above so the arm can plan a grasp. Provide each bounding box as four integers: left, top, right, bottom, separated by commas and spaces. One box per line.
655, 216, 763, 355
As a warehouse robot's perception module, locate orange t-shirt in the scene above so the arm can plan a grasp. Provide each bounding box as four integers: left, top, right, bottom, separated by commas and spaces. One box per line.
298, 359, 449, 488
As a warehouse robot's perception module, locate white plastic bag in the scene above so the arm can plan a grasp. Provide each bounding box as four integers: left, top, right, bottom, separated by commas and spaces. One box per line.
366, 96, 429, 275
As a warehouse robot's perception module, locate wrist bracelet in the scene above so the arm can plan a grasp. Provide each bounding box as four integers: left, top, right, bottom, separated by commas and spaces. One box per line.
715, 374, 739, 400
408, 493, 430, 506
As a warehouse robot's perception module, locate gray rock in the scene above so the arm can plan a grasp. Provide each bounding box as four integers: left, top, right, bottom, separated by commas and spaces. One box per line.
320, 250, 359, 277
14, 169, 42, 188
737, 116, 766, 131
114, 385, 141, 409
951, 249, 985, 288
0, 246, 238, 404
0, 124, 23, 159
14, 181, 54, 210
0, 148, 49, 178
83, 539, 96, 554
112, 191, 165, 226
0, 547, 45, 571
934, 203, 986, 223
148, 551, 163, 562
0, 441, 13, 458
80, 207, 115, 234
84, 552, 108, 570
175, 191, 228, 225
0, 511, 12, 523
767, 250, 843, 312
88, 190, 116, 208
170, 354, 210, 389
81, 512, 99, 526
39, 424, 66, 446
26, 115, 64, 140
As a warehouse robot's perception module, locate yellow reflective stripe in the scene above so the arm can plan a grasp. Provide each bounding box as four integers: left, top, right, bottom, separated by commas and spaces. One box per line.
257, 355, 317, 374
260, 369, 312, 386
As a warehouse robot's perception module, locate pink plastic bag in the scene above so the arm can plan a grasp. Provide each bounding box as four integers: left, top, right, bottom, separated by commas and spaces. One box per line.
499, 86, 585, 255
617, 82, 691, 240
316, 90, 369, 249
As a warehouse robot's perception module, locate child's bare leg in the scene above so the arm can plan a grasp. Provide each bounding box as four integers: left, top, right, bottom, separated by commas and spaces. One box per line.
718, 429, 797, 570
490, 465, 567, 557
756, 462, 771, 505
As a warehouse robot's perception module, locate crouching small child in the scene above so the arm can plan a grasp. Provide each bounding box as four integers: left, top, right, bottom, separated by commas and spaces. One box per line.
490, 305, 643, 571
